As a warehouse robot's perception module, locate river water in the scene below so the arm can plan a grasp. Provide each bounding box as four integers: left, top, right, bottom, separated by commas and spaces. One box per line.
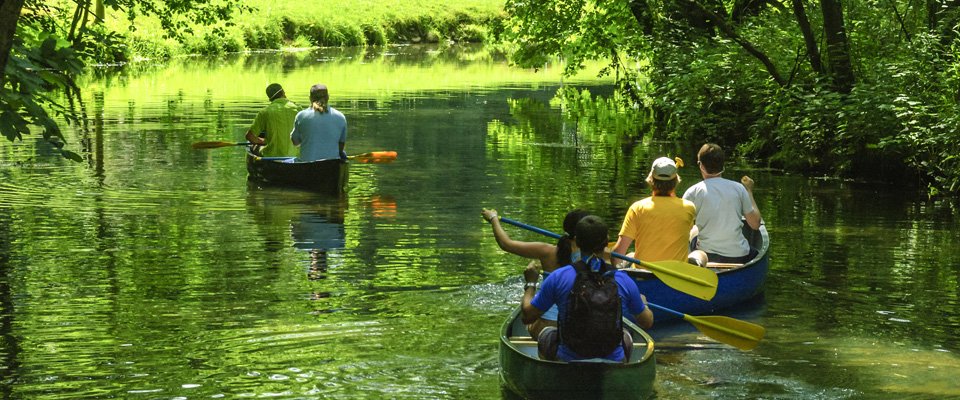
0, 45, 958, 399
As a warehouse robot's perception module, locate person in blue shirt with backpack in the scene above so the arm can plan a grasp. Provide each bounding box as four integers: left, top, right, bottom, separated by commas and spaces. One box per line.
520, 215, 654, 362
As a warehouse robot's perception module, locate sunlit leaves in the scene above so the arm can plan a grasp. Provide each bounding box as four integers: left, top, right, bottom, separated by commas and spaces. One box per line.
2, 0, 251, 160
1, 26, 82, 144
503, 0, 646, 78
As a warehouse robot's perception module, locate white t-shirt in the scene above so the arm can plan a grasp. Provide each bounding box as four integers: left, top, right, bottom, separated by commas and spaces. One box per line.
682, 177, 755, 257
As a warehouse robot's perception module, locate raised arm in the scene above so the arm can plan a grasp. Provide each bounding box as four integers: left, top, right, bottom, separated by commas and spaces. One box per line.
481, 209, 555, 262
741, 176, 762, 230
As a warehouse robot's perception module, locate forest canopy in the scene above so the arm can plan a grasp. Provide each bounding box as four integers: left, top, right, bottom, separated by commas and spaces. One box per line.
2, 0, 960, 195
501, 0, 960, 195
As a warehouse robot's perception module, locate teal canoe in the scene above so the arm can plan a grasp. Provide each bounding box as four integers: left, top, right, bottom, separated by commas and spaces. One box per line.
498, 307, 656, 399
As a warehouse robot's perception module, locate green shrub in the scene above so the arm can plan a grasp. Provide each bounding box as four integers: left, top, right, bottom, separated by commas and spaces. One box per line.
453, 24, 488, 43
362, 23, 388, 46
243, 23, 284, 50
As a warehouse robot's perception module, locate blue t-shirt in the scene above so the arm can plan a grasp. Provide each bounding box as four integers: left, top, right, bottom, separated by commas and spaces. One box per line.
530, 264, 647, 362
290, 106, 347, 162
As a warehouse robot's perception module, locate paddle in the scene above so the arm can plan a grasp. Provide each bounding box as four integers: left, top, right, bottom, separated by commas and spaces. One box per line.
193, 140, 397, 163
647, 303, 764, 351
349, 151, 397, 163
192, 141, 251, 149
498, 217, 718, 301
255, 151, 398, 164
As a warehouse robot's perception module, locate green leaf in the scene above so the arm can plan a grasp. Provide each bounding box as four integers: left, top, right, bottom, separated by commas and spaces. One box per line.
61, 150, 84, 162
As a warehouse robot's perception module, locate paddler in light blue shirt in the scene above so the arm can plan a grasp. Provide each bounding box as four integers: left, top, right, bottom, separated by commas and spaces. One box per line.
290, 84, 347, 162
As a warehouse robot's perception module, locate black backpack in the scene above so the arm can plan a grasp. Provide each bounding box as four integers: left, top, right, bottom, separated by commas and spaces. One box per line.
560, 260, 623, 358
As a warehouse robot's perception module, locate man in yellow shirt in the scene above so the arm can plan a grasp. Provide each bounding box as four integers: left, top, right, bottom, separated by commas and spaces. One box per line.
613, 157, 708, 267
245, 83, 300, 158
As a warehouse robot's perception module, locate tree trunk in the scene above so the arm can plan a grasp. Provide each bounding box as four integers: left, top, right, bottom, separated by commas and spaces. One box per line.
792, 0, 824, 75
0, 0, 25, 89
928, 0, 940, 29
95, 0, 104, 23
629, 0, 655, 36
820, 0, 855, 93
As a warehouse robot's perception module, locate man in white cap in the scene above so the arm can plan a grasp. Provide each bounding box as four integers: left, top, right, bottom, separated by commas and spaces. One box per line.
613, 156, 708, 267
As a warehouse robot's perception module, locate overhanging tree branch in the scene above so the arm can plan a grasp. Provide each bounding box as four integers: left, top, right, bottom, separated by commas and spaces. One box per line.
679, 0, 787, 86
792, 0, 824, 75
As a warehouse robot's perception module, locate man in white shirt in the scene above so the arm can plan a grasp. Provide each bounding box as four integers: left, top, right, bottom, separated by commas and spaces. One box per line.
682, 143, 762, 264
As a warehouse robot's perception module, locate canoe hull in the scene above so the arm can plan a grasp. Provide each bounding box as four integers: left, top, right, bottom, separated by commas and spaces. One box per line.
246, 150, 348, 192
626, 225, 770, 320
498, 308, 656, 400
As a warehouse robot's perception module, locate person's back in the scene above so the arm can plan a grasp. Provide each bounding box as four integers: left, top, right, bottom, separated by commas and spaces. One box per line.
532, 261, 645, 361
246, 83, 300, 158
521, 215, 653, 362
683, 177, 751, 256
682, 143, 761, 263
620, 195, 695, 262
614, 157, 700, 265
291, 84, 346, 162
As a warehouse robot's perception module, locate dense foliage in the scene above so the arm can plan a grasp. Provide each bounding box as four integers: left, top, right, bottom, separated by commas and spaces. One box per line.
0, 0, 502, 157
502, 0, 960, 195
1, 0, 249, 156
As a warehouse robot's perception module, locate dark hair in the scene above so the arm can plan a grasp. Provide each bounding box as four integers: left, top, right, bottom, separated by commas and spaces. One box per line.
697, 143, 725, 174
574, 215, 608, 255
556, 209, 590, 265
650, 177, 678, 196
266, 83, 284, 101
310, 84, 329, 113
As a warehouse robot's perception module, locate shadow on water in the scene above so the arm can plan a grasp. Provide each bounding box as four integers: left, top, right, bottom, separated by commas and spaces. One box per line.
0, 213, 20, 400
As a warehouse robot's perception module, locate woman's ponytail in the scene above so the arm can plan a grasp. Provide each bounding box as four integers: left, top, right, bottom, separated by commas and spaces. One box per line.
556, 209, 590, 266
309, 84, 330, 113
556, 234, 574, 266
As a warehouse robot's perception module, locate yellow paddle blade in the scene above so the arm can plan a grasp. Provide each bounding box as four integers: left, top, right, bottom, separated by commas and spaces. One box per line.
683, 314, 766, 351
192, 141, 247, 149
349, 151, 397, 164
635, 259, 718, 301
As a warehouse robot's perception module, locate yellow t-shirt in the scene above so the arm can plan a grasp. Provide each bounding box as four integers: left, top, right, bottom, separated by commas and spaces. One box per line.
249, 98, 300, 157
618, 196, 697, 262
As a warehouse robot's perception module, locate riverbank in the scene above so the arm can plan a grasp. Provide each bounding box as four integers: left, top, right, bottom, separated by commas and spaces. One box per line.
107, 0, 505, 61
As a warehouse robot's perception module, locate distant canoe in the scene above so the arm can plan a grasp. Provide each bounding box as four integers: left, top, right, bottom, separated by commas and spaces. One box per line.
499, 307, 656, 400
625, 224, 770, 321
246, 148, 349, 192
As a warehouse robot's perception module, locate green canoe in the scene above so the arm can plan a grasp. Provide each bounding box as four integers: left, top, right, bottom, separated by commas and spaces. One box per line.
246, 148, 349, 193
498, 307, 656, 399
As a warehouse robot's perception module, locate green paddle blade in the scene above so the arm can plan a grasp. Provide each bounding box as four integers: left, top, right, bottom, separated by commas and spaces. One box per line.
628, 258, 719, 301
192, 141, 249, 149
683, 314, 766, 351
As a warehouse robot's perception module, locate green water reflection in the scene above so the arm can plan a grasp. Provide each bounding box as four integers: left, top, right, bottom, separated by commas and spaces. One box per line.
0, 45, 958, 399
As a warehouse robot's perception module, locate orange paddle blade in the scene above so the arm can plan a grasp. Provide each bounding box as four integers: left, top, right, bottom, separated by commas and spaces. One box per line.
349, 151, 397, 163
